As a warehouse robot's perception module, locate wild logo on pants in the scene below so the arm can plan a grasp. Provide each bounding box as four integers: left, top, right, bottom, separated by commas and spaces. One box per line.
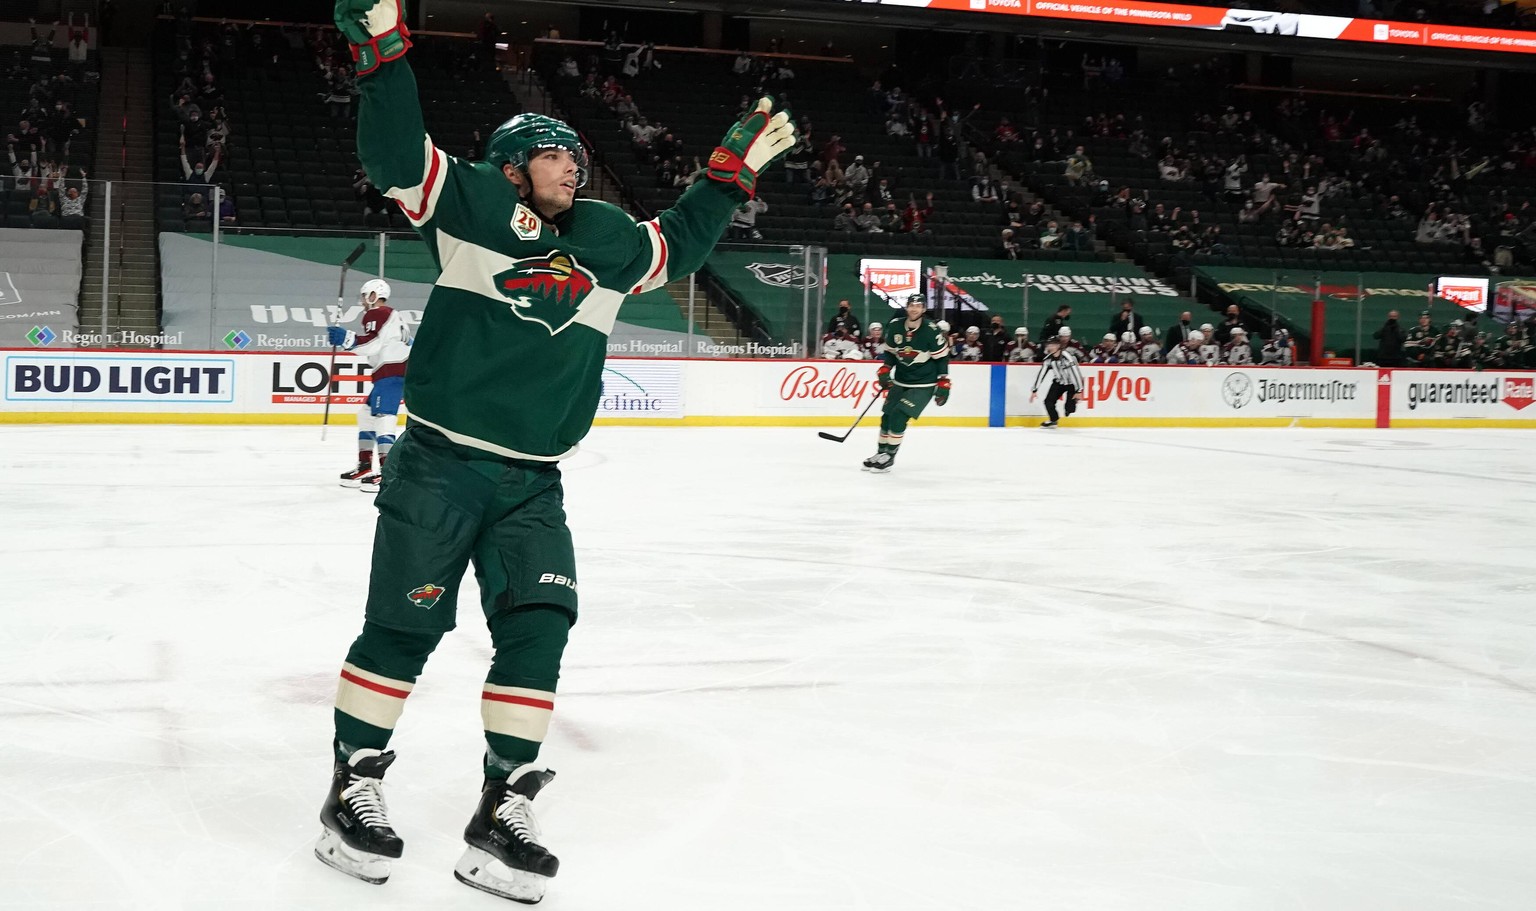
406, 583, 446, 609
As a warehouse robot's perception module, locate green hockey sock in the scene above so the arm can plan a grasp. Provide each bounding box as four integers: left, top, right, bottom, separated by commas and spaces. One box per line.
333, 621, 443, 761
481, 604, 572, 778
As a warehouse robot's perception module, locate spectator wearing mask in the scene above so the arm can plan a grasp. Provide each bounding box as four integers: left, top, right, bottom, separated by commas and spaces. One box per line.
57, 175, 88, 227
1213, 305, 1242, 345
844, 155, 870, 198
1163, 310, 1194, 353
1374, 310, 1406, 367
1251, 173, 1285, 216
981, 316, 1010, 362
854, 202, 883, 233
999, 228, 1020, 260
1064, 146, 1092, 185
826, 300, 861, 337
1041, 305, 1072, 342
833, 202, 858, 232
1109, 298, 1146, 338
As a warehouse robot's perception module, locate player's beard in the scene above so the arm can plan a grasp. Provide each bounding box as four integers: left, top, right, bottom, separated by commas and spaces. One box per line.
532, 183, 575, 217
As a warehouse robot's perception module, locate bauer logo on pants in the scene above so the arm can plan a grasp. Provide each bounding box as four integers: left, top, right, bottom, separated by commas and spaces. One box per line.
406, 583, 446, 609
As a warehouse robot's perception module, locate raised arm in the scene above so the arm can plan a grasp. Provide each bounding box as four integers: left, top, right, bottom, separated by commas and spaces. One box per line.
335, 0, 431, 197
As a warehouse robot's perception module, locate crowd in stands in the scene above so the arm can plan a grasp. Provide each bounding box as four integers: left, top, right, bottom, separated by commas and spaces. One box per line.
4, 17, 94, 229
550, 45, 1073, 256
981, 67, 1536, 277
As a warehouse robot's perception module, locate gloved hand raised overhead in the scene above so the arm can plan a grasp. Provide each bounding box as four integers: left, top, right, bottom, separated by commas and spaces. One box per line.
705, 97, 796, 198
335, 0, 412, 75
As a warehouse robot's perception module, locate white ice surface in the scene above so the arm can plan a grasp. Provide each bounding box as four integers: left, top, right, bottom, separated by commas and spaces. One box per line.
2, 425, 1535, 911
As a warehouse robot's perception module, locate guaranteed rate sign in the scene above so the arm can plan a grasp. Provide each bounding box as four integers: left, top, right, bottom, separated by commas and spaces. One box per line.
892, 0, 1536, 56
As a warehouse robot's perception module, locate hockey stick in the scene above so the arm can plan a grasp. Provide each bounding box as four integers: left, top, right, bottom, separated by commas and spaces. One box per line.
818, 392, 881, 443
321, 242, 368, 441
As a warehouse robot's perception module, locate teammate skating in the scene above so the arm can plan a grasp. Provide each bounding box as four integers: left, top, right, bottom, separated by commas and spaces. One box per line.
861, 294, 950, 472
319, 0, 795, 899
329, 278, 411, 490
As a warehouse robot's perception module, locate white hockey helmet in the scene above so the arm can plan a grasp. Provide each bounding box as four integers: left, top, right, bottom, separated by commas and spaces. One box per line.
1189, 330, 1205, 343
1138, 325, 1154, 336
1232, 327, 1248, 336
1058, 326, 1071, 337
1103, 333, 1116, 341
1200, 322, 1214, 333
965, 326, 981, 336
1120, 331, 1135, 343
1014, 327, 1029, 336
359, 278, 391, 303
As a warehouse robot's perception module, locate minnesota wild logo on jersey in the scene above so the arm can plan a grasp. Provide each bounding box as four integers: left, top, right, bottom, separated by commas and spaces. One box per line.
494, 253, 598, 334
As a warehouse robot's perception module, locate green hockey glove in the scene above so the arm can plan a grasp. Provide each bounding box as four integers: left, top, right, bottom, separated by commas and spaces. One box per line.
876, 365, 893, 390
706, 97, 796, 198
934, 376, 951, 406
335, 0, 412, 76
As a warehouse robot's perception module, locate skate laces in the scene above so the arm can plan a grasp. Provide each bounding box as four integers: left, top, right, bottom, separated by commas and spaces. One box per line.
341, 774, 391, 829
493, 791, 543, 846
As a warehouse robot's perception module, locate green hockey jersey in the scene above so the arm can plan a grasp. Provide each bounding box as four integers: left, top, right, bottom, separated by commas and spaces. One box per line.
880, 318, 951, 387
358, 59, 743, 459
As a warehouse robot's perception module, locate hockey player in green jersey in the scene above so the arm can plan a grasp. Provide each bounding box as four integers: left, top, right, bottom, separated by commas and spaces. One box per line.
314, 0, 795, 901
862, 294, 951, 473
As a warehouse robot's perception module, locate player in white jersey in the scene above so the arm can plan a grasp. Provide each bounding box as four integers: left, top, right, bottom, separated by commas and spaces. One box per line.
329, 278, 412, 490
1006, 327, 1037, 363
1166, 329, 1203, 364
1224, 327, 1254, 364
1137, 325, 1162, 363
1196, 325, 1223, 366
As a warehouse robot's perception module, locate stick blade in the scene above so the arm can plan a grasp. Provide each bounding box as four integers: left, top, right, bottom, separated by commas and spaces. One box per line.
817, 431, 847, 442
343, 242, 367, 268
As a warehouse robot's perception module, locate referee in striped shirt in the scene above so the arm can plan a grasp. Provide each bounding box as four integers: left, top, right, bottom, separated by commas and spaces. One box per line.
1029, 335, 1085, 428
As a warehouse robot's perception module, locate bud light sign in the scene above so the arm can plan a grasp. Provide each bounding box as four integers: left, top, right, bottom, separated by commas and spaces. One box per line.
5, 354, 236, 403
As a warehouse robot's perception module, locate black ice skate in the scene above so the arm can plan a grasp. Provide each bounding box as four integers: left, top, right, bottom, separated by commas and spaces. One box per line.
860, 452, 882, 471
1039, 420, 1059, 429
865, 452, 895, 473
314, 748, 404, 884
454, 765, 560, 904
339, 461, 373, 488
357, 472, 382, 493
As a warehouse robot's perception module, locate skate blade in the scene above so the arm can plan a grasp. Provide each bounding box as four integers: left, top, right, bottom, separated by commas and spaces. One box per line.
358, 484, 380, 494
314, 827, 391, 884
454, 846, 550, 904
868, 465, 893, 474
339, 478, 363, 489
